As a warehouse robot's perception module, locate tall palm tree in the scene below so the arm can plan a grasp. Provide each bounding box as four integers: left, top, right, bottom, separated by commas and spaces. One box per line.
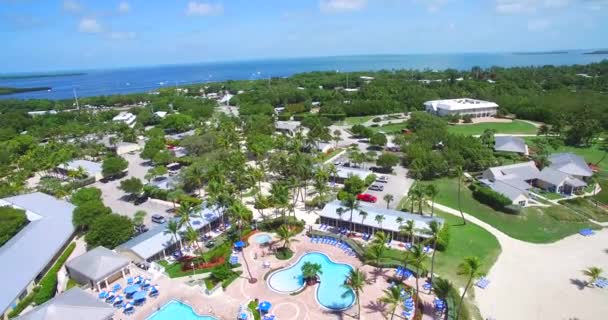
374, 214, 385, 230
409, 244, 428, 307
379, 285, 403, 320
341, 193, 359, 232
365, 243, 385, 269
163, 219, 182, 251
342, 268, 367, 319
383, 193, 394, 209
399, 219, 415, 245
333, 129, 342, 148
228, 201, 251, 237
184, 226, 202, 254
425, 184, 439, 217
336, 207, 345, 227
177, 201, 196, 229
424, 221, 441, 293
456, 257, 484, 320
582, 266, 604, 287
277, 225, 296, 249
302, 262, 323, 285
359, 210, 368, 233
455, 166, 466, 225
372, 231, 388, 247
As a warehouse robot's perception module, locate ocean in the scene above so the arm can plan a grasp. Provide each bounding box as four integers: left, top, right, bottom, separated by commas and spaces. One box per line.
1, 52, 606, 100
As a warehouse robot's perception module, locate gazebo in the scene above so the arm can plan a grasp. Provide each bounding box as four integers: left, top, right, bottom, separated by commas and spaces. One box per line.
66, 246, 131, 291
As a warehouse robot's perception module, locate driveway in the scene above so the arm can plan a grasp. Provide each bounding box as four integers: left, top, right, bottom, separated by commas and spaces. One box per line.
364, 165, 414, 210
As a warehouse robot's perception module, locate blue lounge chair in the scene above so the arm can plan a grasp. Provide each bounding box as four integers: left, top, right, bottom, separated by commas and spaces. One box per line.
594, 278, 608, 288
579, 228, 595, 236
475, 277, 490, 289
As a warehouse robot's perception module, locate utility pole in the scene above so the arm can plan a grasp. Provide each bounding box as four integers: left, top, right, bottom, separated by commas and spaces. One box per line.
73, 88, 80, 111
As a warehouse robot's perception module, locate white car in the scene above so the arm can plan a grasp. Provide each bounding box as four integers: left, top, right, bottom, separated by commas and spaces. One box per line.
377, 176, 389, 183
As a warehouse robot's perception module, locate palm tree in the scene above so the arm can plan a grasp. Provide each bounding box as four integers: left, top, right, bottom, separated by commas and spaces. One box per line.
383, 193, 394, 209
359, 210, 368, 233
342, 268, 367, 319
228, 201, 251, 237
379, 285, 403, 320
167, 189, 184, 211
374, 214, 385, 230
163, 219, 182, 251
399, 219, 415, 245
582, 266, 603, 287
336, 207, 345, 227
409, 244, 428, 307
455, 166, 466, 225
277, 225, 295, 249
424, 221, 441, 293
269, 182, 289, 222
365, 243, 385, 268
333, 129, 342, 148
302, 262, 323, 286
372, 231, 388, 247
433, 278, 454, 316
177, 201, 196, 229
456, 257, 484, 320
425, 184, 439, 217
341, 193, 359, 232
184, 226, 202, 254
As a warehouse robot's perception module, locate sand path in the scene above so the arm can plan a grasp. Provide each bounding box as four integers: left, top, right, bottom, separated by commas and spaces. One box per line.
430, 201, 608, 320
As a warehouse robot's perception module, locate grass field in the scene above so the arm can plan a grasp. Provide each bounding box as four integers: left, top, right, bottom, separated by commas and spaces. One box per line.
369, 122, 408, 134
340, 116, 375, 126
560, 198, 608, 222
448, 120, 537, 136
432, 178, 596, 243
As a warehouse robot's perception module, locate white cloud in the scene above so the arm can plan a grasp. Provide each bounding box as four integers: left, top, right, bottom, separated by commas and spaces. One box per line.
528, 19, 551, 31
108, 31, 136, 40
320, 0, 367, 13
63, 0, 82, 13
414, 0, 449, 13
495, 0, 537, 13
118, 1, 130, 13
78, 18, 102, 33
186, 2, 224, 16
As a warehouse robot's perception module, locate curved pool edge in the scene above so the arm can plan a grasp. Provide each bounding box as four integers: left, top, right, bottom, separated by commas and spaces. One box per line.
265, 251, 356, 311
145, 299, 219, 320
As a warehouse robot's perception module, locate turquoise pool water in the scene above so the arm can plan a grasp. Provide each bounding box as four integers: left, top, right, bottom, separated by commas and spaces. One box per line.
254, 234, 272, 244
267, 252, 355, 310
146, 300, 218, 320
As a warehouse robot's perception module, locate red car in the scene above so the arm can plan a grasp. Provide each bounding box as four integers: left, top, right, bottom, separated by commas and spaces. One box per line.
357, 193, 377, 203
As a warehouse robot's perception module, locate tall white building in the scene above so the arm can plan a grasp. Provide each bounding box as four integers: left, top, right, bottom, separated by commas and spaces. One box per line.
424, 98, 498, 118
112, 112, 137, 127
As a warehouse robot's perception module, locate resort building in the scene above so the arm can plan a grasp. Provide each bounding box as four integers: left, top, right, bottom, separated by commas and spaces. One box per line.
333, 167, 374, 184
14, 287, 114, 320
0, 193, 75, 320
275, 121, 301, 136
154, 111, 168, 119
56, 159, 103, 181
116, 208, 221, 263
112, 112, 137, 127
165, 129, 196, 141
27, 110, 58, 117
319, 200, 444, 241
66, 247, 131, 291
424, 98, 499, 118
494, 136, 529, 155
548, 153, 593, 181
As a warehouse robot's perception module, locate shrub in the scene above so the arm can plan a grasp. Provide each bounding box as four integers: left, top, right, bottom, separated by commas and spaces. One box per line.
503, 204, 523, 215
7, 287, 38, 318
276, 247, 294, 260
34, 242, 76, 305
471, 184, 511, 210
143, 185, 169, 200
364, 174, 377, 187
0, 206, 28, 247
462, 114, 473, 123
372, 117, 382, 123
435, 224, 450, 251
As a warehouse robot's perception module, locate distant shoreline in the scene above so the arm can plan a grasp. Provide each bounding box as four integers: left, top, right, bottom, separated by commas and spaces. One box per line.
0, 87, 51, 95
0, 72, 86, 80
584, 50, 608, 55
512, 51, 569, 55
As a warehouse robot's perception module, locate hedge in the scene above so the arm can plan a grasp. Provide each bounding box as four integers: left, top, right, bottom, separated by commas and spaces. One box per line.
7, 288, 38, 318
470, 184, 511, 211
34, 242, 76, 305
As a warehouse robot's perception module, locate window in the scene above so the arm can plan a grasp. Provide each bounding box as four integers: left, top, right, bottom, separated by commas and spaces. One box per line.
518, 200, 526, 207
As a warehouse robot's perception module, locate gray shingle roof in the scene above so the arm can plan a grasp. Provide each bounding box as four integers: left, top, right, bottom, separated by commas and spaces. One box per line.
549, 153, 593, 177
489, 180, 527, 201
66, 247, 130, 283
488, 161, 540, 181
494, 136, 527, 154
15, 287, 113, 320
538, 167, 570, 186
319, 200, 443, 237
117, 206, 220, 261
0, 193, 75, 314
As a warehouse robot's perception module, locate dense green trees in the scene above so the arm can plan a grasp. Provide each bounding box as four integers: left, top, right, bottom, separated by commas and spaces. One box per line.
72, 200, 111, 230
101, 155, 128, 179
84, 214, 134, 249
376, 153, 400, 172
0, 206, 27, 246
70, 187, 102, 206
119, 177, 143, 198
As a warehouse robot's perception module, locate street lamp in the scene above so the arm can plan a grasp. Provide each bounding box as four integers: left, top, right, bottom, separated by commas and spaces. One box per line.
190, 262, 195, 277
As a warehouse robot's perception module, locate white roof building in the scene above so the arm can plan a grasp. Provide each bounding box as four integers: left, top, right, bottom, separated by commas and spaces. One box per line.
424, 98, 499, 117
112, 112, 136, 127
57, 159, 103, 181
154, 111, 168, 119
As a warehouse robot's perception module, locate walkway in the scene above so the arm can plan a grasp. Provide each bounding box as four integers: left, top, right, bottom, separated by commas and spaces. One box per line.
430, 201, 608, 320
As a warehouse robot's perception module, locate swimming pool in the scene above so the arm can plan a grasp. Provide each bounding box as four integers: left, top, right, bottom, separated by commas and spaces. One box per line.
267, 252, 355, 310
253, 233, 272, 244
146, 300, 219, 320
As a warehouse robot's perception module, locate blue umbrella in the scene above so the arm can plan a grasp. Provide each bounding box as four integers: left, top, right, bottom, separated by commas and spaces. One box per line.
113, 283, 121, 291
98, 291, 108, 299
133, 291, 147, 301
234, 240, 246, 248
258, 301, 271, 312
239, 312, 248, 319
124, 284, 139, 295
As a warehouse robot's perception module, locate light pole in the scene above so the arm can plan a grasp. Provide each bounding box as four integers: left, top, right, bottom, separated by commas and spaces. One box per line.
190, 262, 195, 277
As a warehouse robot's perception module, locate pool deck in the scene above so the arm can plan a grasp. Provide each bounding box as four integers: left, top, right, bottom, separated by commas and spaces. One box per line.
105, 232, 438, 320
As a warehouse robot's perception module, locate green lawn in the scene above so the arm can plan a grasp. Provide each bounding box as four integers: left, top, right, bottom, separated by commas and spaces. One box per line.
432, 178, 596, 243
432, 210, 501, 288
369, 122, 408, 134
448, 120, 537, 136
560, 198, 608, 222
340, 116, 375, 126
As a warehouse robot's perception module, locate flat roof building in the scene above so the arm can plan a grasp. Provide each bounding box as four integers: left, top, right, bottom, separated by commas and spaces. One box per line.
0, 193, 75, 319
112, 112, 136, 127
424, 98, 498, 118
56, 159, 103, 181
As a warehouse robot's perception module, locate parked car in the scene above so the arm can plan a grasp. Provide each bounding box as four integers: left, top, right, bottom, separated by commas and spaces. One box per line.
151, 214, 166, 224
357, 193, 378, 203
377, 176, 389, 183
134, 224, 149, 234
369, 184, 384, 191
134, 195, 149, 205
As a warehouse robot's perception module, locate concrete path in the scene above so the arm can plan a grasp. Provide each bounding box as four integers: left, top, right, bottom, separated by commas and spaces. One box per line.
429, 201, 608, 320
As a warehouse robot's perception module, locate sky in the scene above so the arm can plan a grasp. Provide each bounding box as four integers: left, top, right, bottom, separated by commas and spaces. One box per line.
0, 0, 607, 72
